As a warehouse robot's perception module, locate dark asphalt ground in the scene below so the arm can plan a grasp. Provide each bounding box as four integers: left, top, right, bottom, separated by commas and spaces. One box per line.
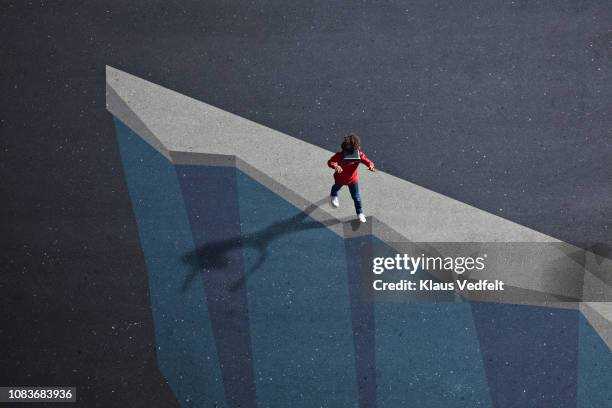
1, 1, 610, 406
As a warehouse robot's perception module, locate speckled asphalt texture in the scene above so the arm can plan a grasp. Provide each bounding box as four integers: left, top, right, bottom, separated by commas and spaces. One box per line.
1, 1, 610, 406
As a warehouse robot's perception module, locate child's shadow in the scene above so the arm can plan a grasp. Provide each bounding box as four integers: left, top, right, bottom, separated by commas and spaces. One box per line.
181, 198, 341, 292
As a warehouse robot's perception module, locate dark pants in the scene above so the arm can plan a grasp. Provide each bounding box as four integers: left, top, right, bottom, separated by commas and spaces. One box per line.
331, 183, 362, 214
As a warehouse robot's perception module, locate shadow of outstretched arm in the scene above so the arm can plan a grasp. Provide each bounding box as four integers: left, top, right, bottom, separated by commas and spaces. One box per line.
181, 198, 341, 292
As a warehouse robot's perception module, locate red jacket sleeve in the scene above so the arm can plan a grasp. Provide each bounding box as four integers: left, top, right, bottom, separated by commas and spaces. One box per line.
327, 152, 342, 169
360, 151, 375, 169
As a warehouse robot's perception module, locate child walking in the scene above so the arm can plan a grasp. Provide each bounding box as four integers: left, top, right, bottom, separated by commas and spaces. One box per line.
327, 133, 375, 223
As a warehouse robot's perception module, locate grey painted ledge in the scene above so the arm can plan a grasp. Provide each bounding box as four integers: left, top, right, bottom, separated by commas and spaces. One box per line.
106, 65, 611, 349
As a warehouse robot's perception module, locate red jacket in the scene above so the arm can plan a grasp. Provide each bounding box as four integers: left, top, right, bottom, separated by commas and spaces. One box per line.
327, 151, 375, 185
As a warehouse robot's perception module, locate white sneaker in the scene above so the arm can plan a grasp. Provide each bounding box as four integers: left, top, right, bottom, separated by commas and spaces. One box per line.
358, 213, 367, 223
331, 196, 339, 208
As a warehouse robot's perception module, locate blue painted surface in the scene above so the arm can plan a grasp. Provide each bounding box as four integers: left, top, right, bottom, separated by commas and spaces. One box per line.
114, 119, 227, 407
344, 235, 377, 408
577, 313, 612, 408
236, 170, 359, 407
375, 301, 492, 407
471, 303, 579, 408
115, 119, 611, 408
177, 165, 256, 408
368, 238, 490, 407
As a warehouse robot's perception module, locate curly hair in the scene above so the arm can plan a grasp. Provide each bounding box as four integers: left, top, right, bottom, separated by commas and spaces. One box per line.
341, 133, 361, 152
